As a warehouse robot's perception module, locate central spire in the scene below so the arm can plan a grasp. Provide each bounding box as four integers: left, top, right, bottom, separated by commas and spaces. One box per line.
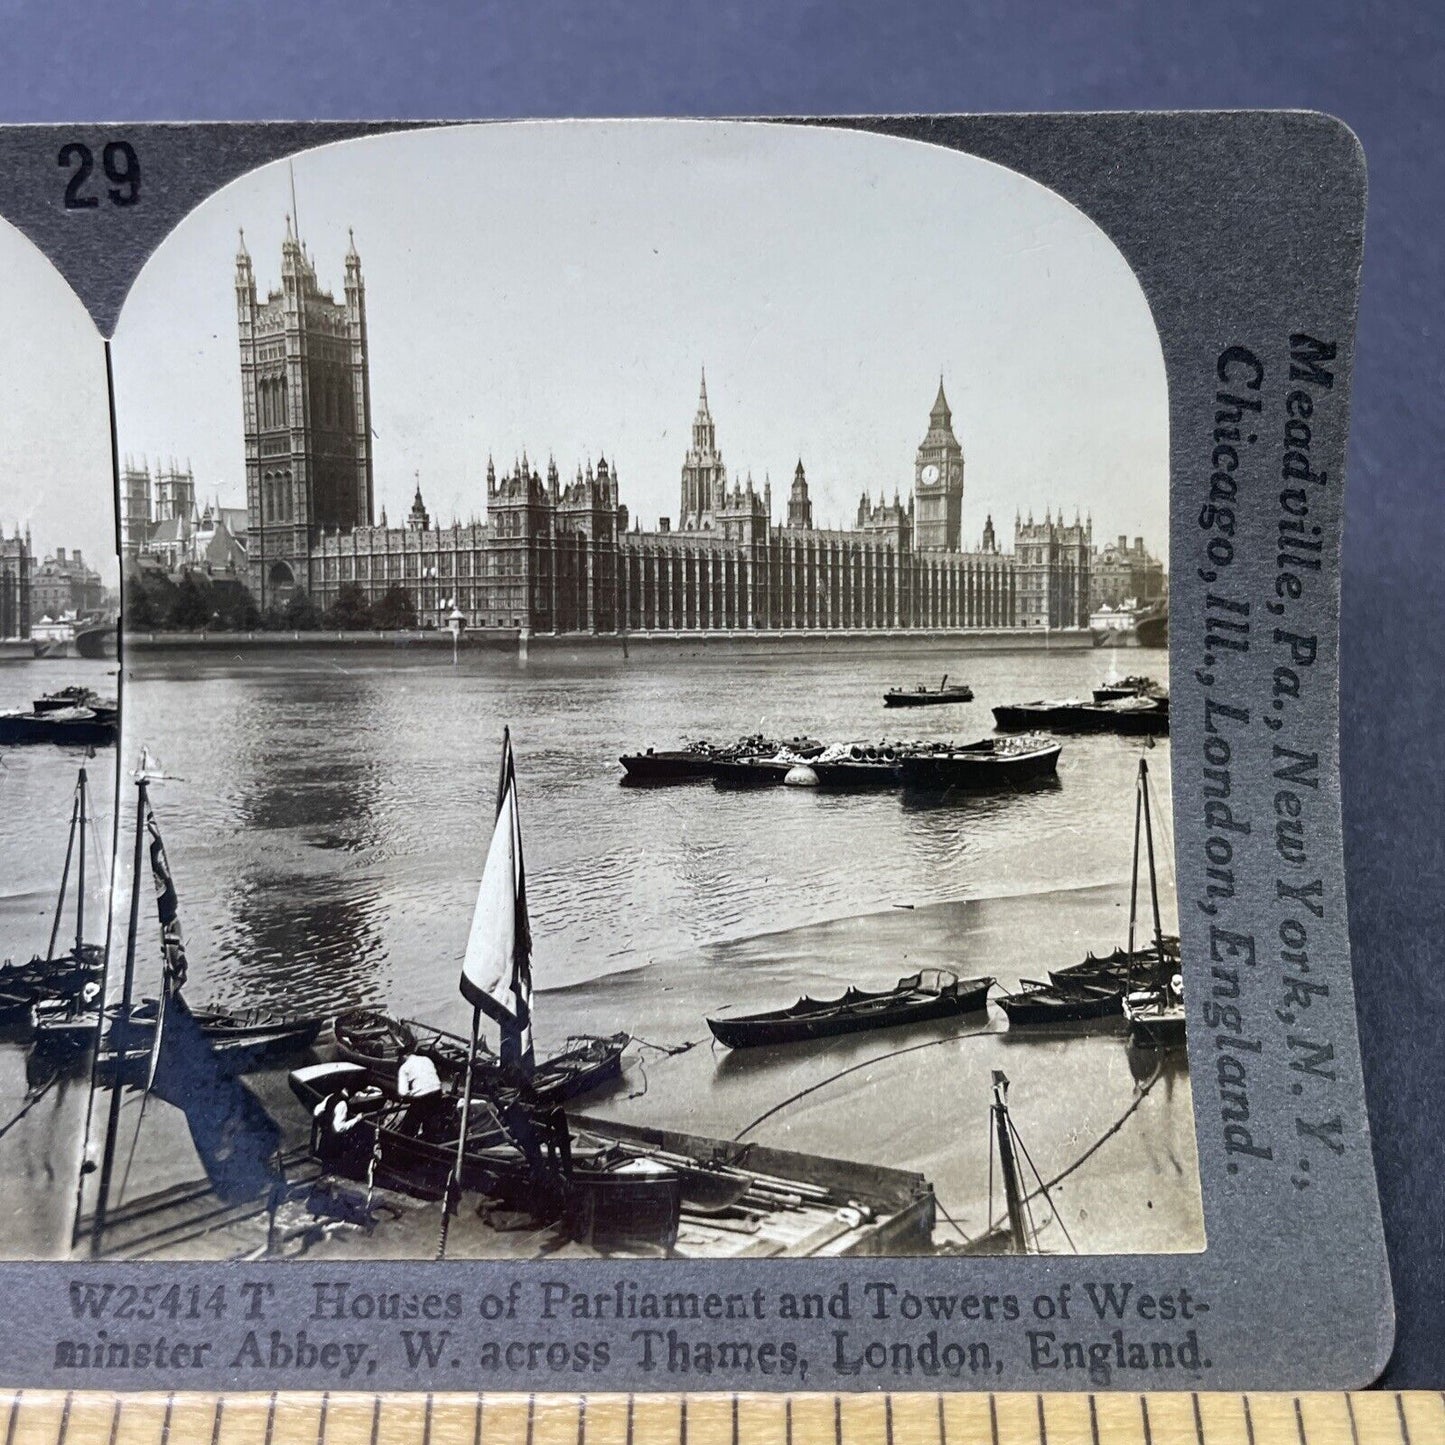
697, 367, 710, 417
931, 374, 951, 426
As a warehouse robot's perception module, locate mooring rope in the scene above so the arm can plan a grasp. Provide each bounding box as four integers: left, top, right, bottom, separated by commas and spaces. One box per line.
958, 1060, 1167, 1250
0, 1075, 58, 1141
733, 1025, 995, 1142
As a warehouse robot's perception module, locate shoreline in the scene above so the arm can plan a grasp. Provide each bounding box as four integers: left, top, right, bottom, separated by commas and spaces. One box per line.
122, 626, 1109, 657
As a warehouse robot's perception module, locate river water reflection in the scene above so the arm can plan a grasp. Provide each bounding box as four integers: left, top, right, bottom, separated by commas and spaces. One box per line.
108, 638, 1201, 1254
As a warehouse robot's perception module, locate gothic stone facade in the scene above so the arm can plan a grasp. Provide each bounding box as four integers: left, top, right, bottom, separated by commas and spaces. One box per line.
242, 231, 1089, 633
0, 529, 30, 638
235, 222, 373, 611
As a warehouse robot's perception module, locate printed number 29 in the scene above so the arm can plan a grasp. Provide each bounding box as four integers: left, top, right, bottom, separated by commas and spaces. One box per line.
58, 141, 141, 209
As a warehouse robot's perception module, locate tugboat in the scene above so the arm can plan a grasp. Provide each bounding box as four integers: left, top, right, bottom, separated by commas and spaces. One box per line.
883, 675, 974, 708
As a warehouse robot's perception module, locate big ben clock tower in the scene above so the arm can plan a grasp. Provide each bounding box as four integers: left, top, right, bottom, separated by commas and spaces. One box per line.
913, 377, 965, 551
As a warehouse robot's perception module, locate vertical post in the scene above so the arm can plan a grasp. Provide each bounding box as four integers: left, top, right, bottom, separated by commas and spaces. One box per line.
75, 765, 87, 956
1127, 766, 1143, 962
47, 785, 80, 962
1141, 758, 1166, 978
992, 1072, 1028, 1254
91, 775, 147, 1258
438, 1003, 482, 1261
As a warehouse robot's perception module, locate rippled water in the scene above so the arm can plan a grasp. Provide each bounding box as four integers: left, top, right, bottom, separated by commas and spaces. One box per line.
0, 642, 1204, 1256
120, 640, 1175, 1019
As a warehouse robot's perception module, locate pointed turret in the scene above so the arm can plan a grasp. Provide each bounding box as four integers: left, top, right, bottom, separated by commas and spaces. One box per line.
930, 375, 951, 427
788, 458, 813, 530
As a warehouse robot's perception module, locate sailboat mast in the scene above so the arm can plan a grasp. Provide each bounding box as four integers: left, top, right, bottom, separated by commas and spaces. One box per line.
991, 1072, 1029, 1254
90, 775, 148, 1258
439, 1003, 482, 1261
1140, 758, 1166, 975
46, 779, 80, 962
75, 764, 87, 955
1127, 763, 1143, 960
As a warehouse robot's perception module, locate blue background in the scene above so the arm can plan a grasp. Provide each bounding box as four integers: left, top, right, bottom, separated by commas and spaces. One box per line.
3, 0, 1440, 1387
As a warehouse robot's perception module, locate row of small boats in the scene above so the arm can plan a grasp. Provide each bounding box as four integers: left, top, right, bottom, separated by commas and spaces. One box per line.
703, 949, 1184, 1051
704, 752, 1184, 1051
624, 733, 1063, 791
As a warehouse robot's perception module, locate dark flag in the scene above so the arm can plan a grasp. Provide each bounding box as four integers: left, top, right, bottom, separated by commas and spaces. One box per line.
141, 794, 282, 1205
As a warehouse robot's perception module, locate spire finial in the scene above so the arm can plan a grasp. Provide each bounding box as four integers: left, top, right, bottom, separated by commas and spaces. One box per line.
931, 374, 950, 422
698, 367, 709, 411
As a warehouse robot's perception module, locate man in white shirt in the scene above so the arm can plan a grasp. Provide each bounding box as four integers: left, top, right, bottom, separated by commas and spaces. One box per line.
397, 1052, 448, 1140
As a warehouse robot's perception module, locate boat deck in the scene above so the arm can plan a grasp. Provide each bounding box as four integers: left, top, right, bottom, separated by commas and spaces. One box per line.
76, 1111, 935, 1261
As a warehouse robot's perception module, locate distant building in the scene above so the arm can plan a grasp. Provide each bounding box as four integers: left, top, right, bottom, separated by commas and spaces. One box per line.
0, 527, 31, 638
120, 456, 250, 579
1016, 511, 1092, 630
30, 547, 104, 620
1091, 533, 1166, 611
235, 220, 373, 610
137, 217, 1152, 637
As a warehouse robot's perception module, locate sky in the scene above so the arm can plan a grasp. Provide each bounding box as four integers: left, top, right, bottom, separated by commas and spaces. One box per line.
0, 223, 114, 584
113, 120, 1168, 557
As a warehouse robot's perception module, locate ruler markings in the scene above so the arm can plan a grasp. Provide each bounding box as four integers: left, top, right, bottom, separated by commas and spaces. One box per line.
1397, 1396, 1445, 1445
2, 1394, 1445, 1445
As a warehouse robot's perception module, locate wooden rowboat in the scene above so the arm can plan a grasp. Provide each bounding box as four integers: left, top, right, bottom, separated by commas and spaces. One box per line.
707, 968, 992, 1050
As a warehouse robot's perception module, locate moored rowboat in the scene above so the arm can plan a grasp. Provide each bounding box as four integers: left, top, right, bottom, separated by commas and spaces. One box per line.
896, 735, 1061, 791
707, 968, 992, 1050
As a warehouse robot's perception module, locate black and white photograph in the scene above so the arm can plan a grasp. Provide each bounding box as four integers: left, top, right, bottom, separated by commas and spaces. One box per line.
22, 120, 1197, 1263
0, 214, 119, 1258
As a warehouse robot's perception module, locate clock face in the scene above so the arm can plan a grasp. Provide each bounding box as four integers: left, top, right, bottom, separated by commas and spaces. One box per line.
921, 463, 940, 484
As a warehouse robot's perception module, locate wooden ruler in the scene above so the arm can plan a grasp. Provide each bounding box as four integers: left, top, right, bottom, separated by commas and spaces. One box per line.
0, 1392, 1441, 1445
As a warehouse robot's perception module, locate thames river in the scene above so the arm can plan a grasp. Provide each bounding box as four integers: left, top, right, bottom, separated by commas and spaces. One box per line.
1, 640, 1203, 1257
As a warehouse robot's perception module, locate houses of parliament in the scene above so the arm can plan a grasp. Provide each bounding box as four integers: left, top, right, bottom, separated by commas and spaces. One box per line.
167, 225, 1100, 635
